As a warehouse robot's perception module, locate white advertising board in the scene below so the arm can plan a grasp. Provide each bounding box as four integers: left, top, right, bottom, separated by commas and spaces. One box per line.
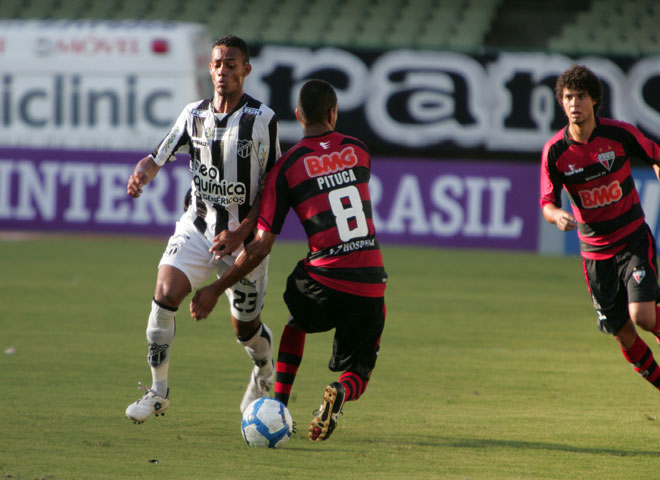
0, 20, 211, 150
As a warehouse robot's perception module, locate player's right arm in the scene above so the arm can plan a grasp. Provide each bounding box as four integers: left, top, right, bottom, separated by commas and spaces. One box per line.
540, 137, 576, 232
542, 203, 577, 231
128, 103, 195, 199
127, 155, 162, 198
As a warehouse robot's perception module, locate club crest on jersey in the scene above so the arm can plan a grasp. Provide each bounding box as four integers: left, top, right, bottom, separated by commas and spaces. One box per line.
597, 150, 615, 171
237, 139, 253, 158
633, 268, 646, 284
304, 146, 358, 177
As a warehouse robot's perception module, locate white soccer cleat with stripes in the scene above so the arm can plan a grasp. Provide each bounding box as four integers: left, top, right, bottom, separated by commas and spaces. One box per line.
126, 382, 170, 424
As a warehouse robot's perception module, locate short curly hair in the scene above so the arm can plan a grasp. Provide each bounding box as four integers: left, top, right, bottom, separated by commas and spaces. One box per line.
212, 35, 249, 64
555, 64, 602, 114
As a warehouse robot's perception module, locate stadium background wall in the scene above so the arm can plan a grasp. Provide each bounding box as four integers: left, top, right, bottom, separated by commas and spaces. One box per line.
2, 20, 660, 254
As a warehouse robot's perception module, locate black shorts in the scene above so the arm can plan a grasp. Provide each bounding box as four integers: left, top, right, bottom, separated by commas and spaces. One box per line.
283, 260, 385, 381
584, 224, 660, 334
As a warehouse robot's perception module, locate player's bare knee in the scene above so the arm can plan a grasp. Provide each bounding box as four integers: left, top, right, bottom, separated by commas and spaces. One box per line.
153, 284, 184, 308
630, 303, 656, 331
632, 312, 655, 331
154, 267, 190, 307
234, 317, 262, 340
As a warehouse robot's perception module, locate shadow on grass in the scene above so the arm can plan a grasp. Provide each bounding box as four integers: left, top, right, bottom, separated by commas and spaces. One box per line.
385, 436, 660, 458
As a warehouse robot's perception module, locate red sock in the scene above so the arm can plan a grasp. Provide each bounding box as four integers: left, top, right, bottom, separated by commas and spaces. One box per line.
339, 371, 368, 401
621, 335, 660, 389
274, 324, 306, 406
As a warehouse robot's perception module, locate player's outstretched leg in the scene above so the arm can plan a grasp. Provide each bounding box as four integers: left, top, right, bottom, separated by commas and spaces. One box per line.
239, 322, 275, 413
126, 299, 175, 423
308, 382, 346, 441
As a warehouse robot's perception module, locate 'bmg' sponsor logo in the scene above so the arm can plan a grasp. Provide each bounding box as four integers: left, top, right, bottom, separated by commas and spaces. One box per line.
578, 180, 622, 208
304, 146, 358, 177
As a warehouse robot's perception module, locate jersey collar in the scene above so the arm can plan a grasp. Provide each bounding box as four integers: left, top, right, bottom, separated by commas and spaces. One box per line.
563, 117, 600, 146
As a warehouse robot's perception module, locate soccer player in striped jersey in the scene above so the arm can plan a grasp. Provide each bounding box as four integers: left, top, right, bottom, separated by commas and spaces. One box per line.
125, 35, 280, 423
540, 64, 660, 394
190, 79, 387, 441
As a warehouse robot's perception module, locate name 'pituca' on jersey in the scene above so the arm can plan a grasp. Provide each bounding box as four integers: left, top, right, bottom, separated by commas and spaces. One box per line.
258, 131, 387, 297
150, 93, 280, 250
540, 117, 660, 259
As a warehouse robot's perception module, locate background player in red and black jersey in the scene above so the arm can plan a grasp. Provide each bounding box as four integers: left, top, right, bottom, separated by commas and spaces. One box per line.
190, 79, 387, 441
540, 64, 660, 395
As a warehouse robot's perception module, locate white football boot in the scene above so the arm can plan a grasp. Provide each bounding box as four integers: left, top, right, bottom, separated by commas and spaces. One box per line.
239, 361, 275, 413
126, 382, 170, 424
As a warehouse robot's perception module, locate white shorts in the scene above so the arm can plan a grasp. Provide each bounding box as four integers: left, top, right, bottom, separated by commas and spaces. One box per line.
158, 211, 269, 322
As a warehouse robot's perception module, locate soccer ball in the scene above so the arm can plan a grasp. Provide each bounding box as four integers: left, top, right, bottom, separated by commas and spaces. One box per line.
241, 398, 293, 448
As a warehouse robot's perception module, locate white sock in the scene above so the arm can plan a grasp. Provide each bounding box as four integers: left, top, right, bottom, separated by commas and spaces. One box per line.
146, 300, 176, 396
238, 323, 273, 377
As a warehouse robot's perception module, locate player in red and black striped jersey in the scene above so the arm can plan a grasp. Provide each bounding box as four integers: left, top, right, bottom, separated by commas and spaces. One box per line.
258, 118, 386, 299
540, 64, 660, 395
191, 79, 387, 441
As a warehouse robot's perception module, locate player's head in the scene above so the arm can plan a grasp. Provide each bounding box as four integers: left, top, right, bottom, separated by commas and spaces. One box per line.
555, 65, 602, 115
296, 79, 338, 129
209, 35, 251, 101
212, 35, 249, 64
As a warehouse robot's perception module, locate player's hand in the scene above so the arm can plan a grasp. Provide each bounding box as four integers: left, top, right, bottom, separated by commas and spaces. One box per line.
127, 170, 149, 198
556, 212, 577, 231
210, 229, 243, 259
190, 286, 219, 321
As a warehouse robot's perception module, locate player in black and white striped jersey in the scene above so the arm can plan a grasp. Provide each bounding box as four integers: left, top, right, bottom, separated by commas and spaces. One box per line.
125, 35, 281, 423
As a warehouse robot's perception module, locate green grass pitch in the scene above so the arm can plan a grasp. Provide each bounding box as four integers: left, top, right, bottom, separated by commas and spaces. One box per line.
2, 235, 660, 479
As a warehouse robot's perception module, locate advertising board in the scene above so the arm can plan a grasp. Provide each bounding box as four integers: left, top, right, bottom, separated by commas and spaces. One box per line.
0, 148, 539, 251
0, 20, 210, 150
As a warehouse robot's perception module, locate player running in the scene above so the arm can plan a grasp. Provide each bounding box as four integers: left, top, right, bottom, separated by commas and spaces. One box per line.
540, 64, 660, 394
190, 79, 387, 441
125, 35, 280, 423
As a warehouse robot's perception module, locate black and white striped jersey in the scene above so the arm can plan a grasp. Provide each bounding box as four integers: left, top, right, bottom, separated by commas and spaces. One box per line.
150, 93, 280, 246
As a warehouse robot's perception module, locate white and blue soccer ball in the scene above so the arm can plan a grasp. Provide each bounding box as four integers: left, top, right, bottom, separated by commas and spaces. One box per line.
241, 398, 293, 448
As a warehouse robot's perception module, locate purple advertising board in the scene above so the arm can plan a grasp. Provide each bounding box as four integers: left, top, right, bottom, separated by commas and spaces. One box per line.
368, 157, 539, 251
0, 148, 540, 251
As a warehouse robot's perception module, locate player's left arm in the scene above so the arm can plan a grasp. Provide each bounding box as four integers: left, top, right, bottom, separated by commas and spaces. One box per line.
190, 229, 277, 321
623, 120, 660, 183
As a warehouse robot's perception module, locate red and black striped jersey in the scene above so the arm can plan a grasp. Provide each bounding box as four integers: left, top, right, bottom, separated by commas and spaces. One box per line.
540, 117, 659, 259
258, 131, 387, 297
